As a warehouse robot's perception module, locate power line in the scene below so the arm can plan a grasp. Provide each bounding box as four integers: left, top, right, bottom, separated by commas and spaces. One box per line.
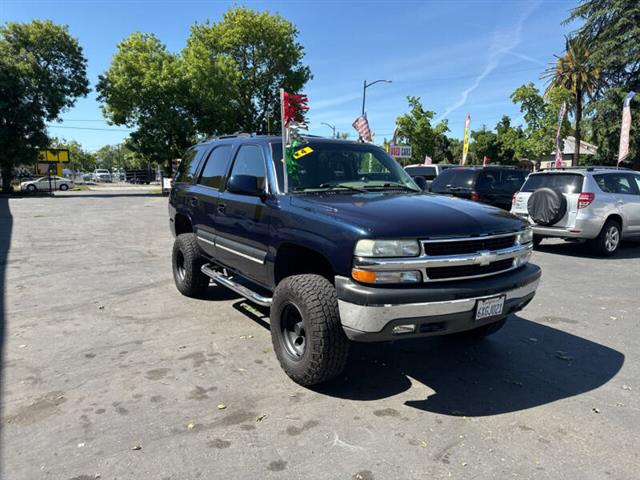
46, 124, 132, 132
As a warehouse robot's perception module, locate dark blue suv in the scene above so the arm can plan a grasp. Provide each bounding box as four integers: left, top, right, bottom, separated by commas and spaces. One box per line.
169, 135, 541, 385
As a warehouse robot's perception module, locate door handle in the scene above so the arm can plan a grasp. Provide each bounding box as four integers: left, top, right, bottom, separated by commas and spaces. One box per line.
189, 197, 198, 207
217, 203, 226, 214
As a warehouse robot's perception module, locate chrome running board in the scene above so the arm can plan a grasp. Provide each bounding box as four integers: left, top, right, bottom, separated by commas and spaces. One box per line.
201, 264, 272, 307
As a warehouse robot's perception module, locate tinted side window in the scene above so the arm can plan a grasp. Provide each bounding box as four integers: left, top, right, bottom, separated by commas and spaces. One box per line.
594, 173, 638, 195
406, 166, 437, 180
175, 146, 205, 184
198, 145, 232, 189
229, 145, 267, 190
632, 175, 640, 194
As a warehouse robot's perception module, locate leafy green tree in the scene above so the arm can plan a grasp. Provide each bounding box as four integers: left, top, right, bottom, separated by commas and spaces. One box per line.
97, 33, 195, 173
50, 138, 96, 172
0, 20, 89, 191
183, 7, 312, 134
511, 83, 572, 159
566, 0, 640, 166
469, 126, 499, 164
543, 36, 600, 165
395, 96, 450, 164
335, 131, 350, 139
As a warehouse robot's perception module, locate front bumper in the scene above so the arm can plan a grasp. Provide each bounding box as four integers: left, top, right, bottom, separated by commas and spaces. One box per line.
336, 264, 541, 342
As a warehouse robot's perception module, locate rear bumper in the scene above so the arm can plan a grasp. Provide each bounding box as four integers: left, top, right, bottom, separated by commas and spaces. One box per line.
531, 216, 603, 239
335, 264, 541, 342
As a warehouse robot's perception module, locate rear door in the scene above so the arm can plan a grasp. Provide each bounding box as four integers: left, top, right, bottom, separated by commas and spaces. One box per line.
512, 173, 583, 227
171, 144, 210, 235
191, 144, 234, 257
214, 144, 272, 286
596, 173, 640, 234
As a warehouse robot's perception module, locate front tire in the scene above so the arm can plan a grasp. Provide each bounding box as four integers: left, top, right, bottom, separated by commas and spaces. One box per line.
27, 184, 36, 192
172, 233, 210, 297
532, 235, 543, 247
59, 184, 69, 191
590, 219, 621, 256
270, 274, 349, 386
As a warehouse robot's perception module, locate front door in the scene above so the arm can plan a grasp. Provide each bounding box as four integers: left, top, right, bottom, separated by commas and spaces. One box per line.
214, 144, 272, 287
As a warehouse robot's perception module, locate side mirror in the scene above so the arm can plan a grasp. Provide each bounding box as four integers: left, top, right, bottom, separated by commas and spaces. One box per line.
413, 176, 428, 191
226, 175, 264, 196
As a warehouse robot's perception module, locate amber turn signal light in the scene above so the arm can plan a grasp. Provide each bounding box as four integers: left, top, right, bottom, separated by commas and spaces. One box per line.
351, 268, 377, 283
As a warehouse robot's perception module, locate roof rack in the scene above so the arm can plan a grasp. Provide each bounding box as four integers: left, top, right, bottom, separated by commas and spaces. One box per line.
540, 165, 631, 172
199, 132, 256, 143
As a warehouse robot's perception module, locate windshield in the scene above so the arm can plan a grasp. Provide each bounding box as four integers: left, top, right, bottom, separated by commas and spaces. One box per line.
270, 141, 419, 193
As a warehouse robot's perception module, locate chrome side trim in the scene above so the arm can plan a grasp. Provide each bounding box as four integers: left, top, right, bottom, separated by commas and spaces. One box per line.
216, 243, 265, 265
201, 264, 272, 306
338, 278, 539, 333
197, 236, 216, 247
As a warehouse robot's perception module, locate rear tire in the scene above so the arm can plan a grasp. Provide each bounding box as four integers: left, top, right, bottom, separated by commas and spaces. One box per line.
27, 184, 36, 192
172, 233, 210, 297
452, 318, 507, 339
270, 274, 349, 386
59, 184, 69, 191
590, 219, 621, 256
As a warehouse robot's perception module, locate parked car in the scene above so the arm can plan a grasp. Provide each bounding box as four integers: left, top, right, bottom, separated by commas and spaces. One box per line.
431, 166, 528, 210
125, 168, 154, 184
20, 176, 74, 192
93, 169, 112, 182
404, 164, 456, 185
169, 135, 540, 385
511, 167, 640, 256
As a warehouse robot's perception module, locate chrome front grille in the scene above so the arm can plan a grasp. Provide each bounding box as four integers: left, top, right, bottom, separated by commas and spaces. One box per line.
354, 232, 531, 282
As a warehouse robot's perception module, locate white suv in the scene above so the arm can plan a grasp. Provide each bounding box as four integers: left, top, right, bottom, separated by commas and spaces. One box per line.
511, 167, 640, 256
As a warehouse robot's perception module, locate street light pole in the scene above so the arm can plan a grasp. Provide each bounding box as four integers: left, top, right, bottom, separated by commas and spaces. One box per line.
361, 79, 392, 117
321, 122, 336, 138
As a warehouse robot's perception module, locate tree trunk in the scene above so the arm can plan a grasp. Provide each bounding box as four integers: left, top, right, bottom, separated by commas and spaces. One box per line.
1, 166, 13, 194
573, 90, 582, 167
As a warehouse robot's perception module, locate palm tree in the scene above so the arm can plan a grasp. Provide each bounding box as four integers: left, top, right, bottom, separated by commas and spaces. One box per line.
544, 36, 600, 166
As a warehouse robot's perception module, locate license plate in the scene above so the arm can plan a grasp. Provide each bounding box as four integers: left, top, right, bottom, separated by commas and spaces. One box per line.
475, 295, 506, 321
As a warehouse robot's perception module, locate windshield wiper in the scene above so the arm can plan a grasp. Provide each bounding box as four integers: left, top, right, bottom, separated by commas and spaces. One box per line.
317, 183, 368, 193
365, 182, 420, 192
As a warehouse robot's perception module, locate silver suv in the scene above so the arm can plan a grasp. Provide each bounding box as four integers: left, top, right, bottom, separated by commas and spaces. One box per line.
511, 167, 640, 256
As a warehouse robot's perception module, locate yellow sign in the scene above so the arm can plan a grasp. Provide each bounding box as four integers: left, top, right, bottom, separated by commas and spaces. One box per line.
293, 146, 314, 159
461, 113, 470, 165
38, 149, 70, 162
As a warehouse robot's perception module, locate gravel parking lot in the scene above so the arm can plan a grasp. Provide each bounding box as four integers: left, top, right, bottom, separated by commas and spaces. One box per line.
1, 190, 639, 480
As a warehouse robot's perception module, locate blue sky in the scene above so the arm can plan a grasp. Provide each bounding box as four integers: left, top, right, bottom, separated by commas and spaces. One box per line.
2, 0, 577, 151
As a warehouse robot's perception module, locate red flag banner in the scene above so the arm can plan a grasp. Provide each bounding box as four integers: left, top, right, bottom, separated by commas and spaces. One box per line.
280, 89, 310, 192
618, 92, 636, 164
352, 114, 373, 143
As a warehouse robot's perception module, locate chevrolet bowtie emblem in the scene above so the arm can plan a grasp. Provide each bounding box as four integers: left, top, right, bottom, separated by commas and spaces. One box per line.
475, 250, 496, 266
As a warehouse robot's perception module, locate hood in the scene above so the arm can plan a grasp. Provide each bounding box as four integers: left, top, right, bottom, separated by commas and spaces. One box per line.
290, 192, 525, 239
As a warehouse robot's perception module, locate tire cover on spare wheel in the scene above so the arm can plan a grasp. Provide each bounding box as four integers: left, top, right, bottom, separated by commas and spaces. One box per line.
527, 188, 567, 226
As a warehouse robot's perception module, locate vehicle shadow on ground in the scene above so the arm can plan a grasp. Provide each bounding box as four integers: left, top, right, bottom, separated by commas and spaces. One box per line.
314, 314, 624, 417
535, 239, 640, 260
0, 196, 12, 454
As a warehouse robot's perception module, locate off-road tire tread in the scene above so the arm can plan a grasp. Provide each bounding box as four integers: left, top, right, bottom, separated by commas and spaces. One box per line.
172, 233, 209, 297
271, 274, 349, 386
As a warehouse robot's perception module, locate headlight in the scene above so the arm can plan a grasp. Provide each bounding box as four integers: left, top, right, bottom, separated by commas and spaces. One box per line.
516, 227, 533, 245
354, 239, 420, 258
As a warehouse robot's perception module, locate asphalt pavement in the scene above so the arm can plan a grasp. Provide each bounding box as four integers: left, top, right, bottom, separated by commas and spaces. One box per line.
1, 189, 639, 480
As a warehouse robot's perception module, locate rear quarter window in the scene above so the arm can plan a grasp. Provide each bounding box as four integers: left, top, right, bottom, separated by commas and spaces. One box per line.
521, 173, 583, 194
